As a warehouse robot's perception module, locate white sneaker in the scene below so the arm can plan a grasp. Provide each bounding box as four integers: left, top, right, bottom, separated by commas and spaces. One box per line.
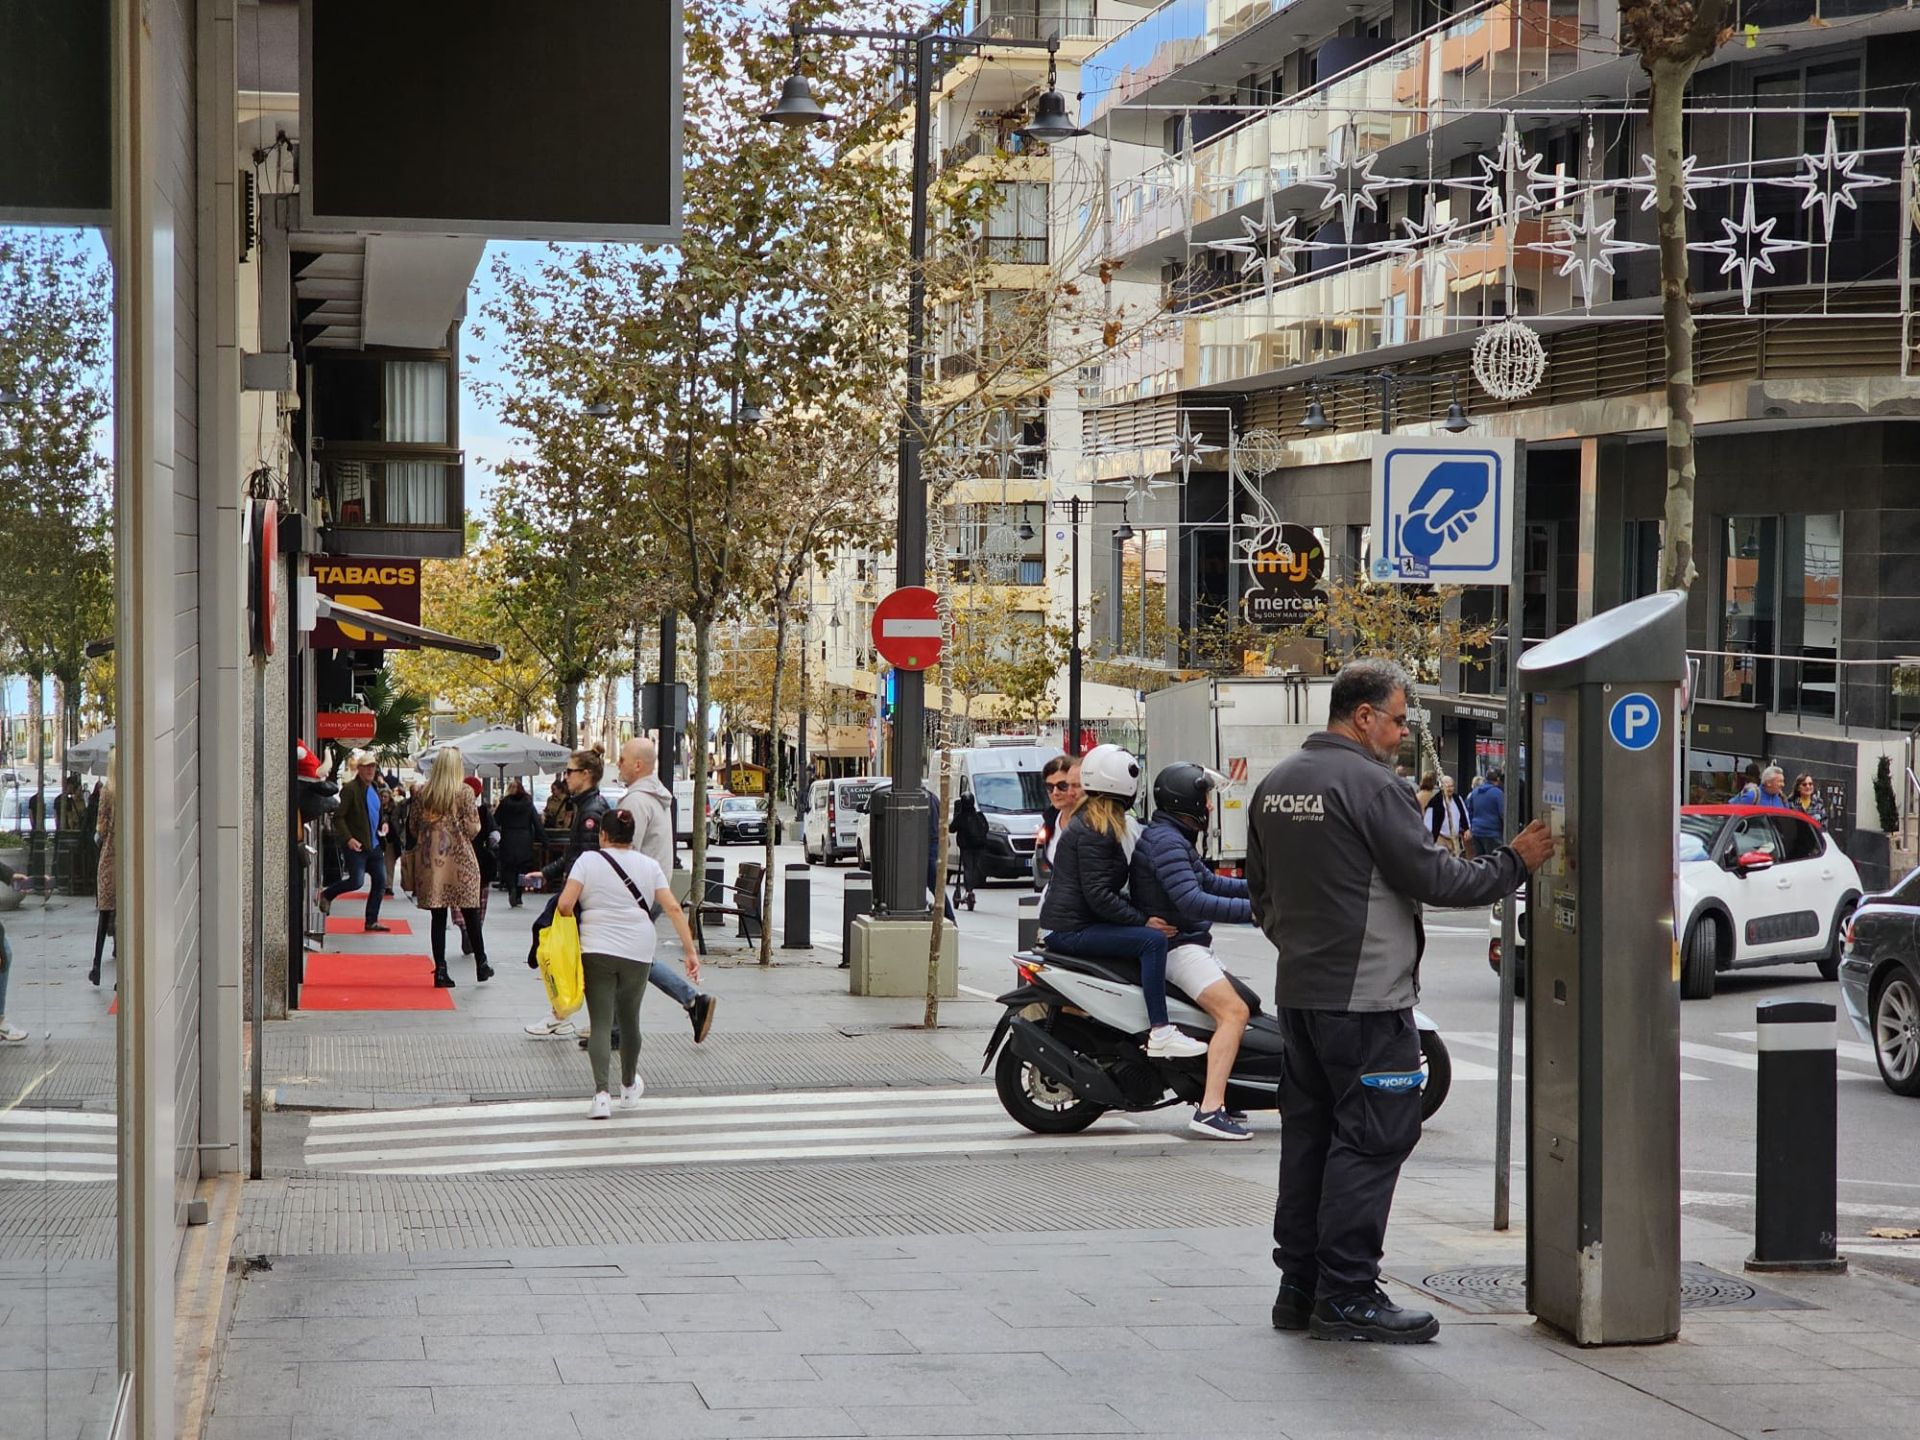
0, 1020, 26, 1043
618, 1078, 645, 1110
524, 1014, 574, 1038
586, 1091, 612, 1120
1146, 1025, 1209, 1059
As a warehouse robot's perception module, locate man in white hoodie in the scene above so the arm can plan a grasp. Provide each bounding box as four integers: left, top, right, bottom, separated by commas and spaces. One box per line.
617, 737, 716, 1043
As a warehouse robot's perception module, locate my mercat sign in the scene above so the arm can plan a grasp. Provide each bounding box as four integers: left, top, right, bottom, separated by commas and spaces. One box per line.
1242, 523, 1326, 631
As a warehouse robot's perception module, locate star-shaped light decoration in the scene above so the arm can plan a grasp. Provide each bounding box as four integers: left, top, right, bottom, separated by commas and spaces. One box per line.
1206, 194, 1313, 291
1463, 130, 1555, 226
1780, 116, 1893, 243
1628, 151, 1703, 213
1525, 189, 1653, 306
1691, 183, 1815, 310
981, 409, 1041, 481
1112, 471, 1177, 506
1387, 199, 1471, 294
1170, 416, 1219, 483
1306, 148, 1399, 239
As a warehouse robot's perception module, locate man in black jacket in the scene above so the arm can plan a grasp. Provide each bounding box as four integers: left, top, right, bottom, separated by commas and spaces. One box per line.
319, 753, 390, 933
1249, 659, 1552, 1344
521, 749, 612, 1039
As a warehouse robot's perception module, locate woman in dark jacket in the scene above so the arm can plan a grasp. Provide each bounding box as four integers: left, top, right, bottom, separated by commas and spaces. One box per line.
949, 791, 991, 910
1038, 745, 1208, 1061
456, 776, 499, 955
494, 779, 538, 907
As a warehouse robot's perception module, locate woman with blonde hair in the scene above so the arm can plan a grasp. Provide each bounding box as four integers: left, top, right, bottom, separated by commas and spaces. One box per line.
90, 751, 117, 987
413, 748, 490, 987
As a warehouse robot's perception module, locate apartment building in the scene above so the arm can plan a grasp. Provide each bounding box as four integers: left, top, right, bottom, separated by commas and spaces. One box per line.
1071, 0, 1920, 881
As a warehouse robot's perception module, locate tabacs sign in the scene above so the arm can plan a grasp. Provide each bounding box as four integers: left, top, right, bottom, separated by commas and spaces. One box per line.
1242, 523, 1326, 631
309, 561, 421, 651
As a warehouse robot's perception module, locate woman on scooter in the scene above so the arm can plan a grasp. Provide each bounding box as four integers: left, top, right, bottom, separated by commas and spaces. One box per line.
1132, 762, 1255, 1140
1038, 745, 1209, 1061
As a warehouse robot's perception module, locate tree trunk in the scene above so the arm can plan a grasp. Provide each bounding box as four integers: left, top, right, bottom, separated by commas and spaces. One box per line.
557, 678, 580, 749
1651, 57, 1699, 592
925, 747, 954, 1030
26, 670, 44, 874
758, 600, 789, 965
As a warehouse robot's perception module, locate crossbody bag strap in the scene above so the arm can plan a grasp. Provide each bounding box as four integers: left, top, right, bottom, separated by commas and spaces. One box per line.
594, 847, 657, 917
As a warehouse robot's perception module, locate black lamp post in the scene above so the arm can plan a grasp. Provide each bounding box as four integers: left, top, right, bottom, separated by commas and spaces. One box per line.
763, 21, 1087, 915
1035, 495, 1133, 756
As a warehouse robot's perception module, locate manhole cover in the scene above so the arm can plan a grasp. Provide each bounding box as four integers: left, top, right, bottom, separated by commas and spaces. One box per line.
1390, 1262, 1814, 1315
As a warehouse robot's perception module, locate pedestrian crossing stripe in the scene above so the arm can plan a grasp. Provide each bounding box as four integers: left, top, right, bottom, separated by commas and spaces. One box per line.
1445, 1032, 1883, 1084
300, 1085, 1156, 1177
0, 1109, 117, 1183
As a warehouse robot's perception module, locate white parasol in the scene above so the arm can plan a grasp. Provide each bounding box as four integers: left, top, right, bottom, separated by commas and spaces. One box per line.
66, 727, 116, 776
413, 726, 571, 776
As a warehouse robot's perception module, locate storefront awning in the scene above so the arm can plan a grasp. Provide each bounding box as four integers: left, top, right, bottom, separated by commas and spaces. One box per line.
313, 596, 504, 660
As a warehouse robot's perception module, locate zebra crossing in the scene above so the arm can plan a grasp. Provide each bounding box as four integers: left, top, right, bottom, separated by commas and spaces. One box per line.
300, 1084, 1158, 1177
0, 1109, 117, 1183
1444, 1031, 1885, 1085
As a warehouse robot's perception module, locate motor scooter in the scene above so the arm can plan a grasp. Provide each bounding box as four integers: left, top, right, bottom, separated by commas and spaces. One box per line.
982, 946, 1453, 1133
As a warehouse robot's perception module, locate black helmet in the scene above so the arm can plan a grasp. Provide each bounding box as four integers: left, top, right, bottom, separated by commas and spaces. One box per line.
1152, 762, 1218, 824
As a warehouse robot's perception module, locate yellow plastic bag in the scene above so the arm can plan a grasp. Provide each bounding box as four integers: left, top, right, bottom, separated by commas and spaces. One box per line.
536, 914, 585, 1019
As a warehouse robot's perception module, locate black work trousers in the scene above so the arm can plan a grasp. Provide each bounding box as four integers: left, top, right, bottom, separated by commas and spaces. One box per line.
1272, 1006, 1425, 1300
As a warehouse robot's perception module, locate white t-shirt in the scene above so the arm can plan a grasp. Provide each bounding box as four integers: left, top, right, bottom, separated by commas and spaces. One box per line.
567, 848, 668, 963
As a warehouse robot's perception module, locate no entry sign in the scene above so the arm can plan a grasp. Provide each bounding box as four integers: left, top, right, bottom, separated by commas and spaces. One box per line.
872, 586, 943, 671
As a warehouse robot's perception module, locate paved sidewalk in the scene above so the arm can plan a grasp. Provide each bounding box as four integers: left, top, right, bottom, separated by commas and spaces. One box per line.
209, 1160, 1920, 1440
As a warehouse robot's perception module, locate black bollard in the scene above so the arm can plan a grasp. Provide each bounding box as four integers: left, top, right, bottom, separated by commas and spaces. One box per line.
1747, 998, 1846, 1273
704, 858, 725, 908
783, 863, 812, 950
1018, 893, 1041, 953
840, 869, 872, 970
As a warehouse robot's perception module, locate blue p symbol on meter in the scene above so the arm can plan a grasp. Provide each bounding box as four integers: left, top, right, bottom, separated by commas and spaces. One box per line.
1608, 692, 1661, 751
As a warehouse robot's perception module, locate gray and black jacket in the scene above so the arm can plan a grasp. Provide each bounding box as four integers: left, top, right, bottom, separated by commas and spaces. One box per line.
1247, 732, 1526, 1012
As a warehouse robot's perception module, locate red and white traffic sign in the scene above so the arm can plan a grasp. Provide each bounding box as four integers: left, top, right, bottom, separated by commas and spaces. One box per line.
871, 586, 944, 671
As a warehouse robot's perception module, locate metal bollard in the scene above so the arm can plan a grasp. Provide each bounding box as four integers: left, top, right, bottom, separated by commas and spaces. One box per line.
704, 858, 725, 908
1747, 998, 1847, 1273
840, 869, 872, 969
1018, 893, 1041, 953
783, 863, 812, 950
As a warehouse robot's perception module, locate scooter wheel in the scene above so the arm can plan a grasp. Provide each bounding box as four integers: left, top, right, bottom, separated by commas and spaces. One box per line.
1418, 1029, 1451, 1123
993, 1046, 1106, 1135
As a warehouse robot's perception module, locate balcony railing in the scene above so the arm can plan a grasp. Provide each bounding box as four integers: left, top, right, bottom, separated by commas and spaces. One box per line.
985, 235, 1049, 264
318, 445, 465, 554
1107, 0, 1606, 263
968, 3, 1136, 43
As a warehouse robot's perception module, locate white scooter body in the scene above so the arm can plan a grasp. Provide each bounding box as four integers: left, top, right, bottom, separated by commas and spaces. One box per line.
1035, 959, 1438, 1040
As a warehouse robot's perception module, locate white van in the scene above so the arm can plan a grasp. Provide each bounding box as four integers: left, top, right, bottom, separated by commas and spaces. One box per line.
931, 741, 1057, 883
803, 776, 883, 864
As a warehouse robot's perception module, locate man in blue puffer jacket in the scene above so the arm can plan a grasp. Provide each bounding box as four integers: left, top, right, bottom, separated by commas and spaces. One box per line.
1132, 762, 1256, 1141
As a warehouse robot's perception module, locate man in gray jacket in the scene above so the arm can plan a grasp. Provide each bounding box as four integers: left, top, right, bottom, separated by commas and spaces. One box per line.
617, 738, 716, 1044
1249, 658, 1551, 1343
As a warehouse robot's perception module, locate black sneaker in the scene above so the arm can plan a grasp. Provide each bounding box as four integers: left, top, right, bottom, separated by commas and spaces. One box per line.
689, 994, 717, 1044
1308, 1288, 1439, 1344
1271, 1277, 1315, 1332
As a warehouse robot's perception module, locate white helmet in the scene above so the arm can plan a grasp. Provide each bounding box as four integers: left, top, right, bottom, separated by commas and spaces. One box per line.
1078, 744, 1141, 800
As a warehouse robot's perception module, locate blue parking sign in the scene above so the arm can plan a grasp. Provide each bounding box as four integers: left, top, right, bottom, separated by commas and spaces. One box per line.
1370, 436, 1517, 585
1607, 692, 1661, 751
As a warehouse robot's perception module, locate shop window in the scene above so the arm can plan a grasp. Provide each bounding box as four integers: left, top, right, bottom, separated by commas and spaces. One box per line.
1720, 513, 1840, 718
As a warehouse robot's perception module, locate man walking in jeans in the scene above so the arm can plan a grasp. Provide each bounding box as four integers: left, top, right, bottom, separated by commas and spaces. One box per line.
1248, 660, 1551, 1342
319, 752, 391, 933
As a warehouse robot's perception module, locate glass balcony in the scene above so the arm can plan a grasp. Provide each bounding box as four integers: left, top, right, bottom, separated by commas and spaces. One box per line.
1082, 0, 1289, 122
319, 446, 466, 557
1107, 1, 1608, 263
968, 1, 1139, 44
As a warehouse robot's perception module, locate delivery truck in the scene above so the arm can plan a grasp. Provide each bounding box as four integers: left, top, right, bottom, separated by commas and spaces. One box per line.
1144, 674, 1333, 871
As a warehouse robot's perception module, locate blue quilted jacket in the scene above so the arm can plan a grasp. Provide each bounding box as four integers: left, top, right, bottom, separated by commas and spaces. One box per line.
1130, 810, 1251, 947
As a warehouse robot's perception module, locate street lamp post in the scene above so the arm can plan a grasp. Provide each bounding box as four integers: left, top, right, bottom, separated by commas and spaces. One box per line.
764, 21, 1087, 915
1024, 496, 1131, 756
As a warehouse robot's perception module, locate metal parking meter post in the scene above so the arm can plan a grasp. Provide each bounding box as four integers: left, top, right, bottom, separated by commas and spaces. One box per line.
841, 869, 872, 969
1748, 999, 1846, 1273
1018, 893, 1041, 953
1516, 589, 1688, 1346
783, 863, 812, 950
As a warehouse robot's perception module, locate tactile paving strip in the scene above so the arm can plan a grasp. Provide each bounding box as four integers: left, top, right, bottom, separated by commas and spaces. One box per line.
1395, 1261, 1816, 1314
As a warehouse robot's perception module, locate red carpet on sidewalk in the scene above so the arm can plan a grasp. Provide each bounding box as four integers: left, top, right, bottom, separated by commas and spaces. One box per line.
323, 916, 413, 936
299, 950, 453, 1011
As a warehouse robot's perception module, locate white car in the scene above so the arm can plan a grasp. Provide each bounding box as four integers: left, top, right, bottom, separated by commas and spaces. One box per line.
803, 777, 883, 865
1490, 804, 1863, 1001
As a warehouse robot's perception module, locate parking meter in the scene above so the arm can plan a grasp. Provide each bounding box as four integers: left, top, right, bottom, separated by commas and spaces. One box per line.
1515, 590, 1687, 1346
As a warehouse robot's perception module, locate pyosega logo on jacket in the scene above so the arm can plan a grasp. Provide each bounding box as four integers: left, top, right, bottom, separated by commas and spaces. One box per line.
1260, 792, 1325, 818
1361, 1070, 1424, 1093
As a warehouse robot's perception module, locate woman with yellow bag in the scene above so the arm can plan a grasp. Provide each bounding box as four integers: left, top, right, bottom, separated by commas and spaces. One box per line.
555, 806, 698, 1119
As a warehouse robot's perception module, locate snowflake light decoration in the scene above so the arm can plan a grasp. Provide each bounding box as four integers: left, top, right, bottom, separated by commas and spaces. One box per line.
1465, 131, 1556, 226
1691, 183, 1814, 310
1170, 416, 1219, 484
1627, 151, 1704, 213
1206, 194, 1310, 290
1780, 117, 1892, 243
1525, 189, 1653, 306
1472, 318, 1548, 401
981, 410, 1041, 481
1388, 199, 1470, 292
